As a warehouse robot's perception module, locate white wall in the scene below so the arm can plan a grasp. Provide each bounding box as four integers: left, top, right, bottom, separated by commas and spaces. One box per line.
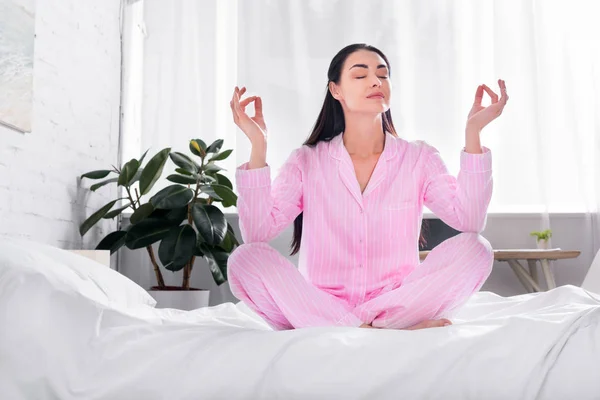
0, 0, 123, 252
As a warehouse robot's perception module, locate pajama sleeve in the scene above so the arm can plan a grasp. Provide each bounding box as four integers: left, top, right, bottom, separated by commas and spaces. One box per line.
235, 148, 304, 243
421, 142, 493, 233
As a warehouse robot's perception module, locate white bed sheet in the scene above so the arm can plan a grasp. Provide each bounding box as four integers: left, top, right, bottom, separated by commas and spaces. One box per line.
1, 267, 600, 399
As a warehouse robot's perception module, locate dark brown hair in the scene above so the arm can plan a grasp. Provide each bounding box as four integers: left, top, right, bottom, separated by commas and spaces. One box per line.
290, 43, 427, 255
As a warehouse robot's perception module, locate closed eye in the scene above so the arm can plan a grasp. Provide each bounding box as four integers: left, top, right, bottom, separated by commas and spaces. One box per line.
357, 76, 389, 79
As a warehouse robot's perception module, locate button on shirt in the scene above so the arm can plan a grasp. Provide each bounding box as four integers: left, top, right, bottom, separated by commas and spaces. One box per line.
235, 131, 493, 307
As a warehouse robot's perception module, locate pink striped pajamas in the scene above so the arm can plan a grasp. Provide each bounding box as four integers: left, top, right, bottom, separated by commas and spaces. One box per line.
228, 131, 494, 330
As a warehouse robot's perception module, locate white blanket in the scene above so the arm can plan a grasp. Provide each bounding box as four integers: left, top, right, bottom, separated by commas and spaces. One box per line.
1, 250, 599, 399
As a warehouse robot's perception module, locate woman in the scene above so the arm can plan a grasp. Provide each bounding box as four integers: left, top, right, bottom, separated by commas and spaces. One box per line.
227, 43, 509, 330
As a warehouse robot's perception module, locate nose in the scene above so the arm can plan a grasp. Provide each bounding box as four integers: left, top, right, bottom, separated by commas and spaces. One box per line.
371, 76, 382, 87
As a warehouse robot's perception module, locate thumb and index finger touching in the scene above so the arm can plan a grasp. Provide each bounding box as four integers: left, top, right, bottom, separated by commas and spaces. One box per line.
473, 79, 509, 108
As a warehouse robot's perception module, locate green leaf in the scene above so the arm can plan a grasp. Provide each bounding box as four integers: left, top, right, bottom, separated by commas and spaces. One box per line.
169, 152, 198, 173
138, 148, 150, 166
118, 159, 140, 186
215, 173, 233, 189
150, 184, 194, 209
226, 221, 235, 235
129, 167, 144, 185
81, 170, 113, 180
158, 225, 197, 271
208, 149, 233, 162
199, 185, 223, 201
194, 243, 205, 257
200, 243, 228, 285
139, 147, 171, 195
212, 184, 237, 207
96, 230, 128, 254
80, 198, 124, 236
192, 203, 227, 246
130, 202, 155, 224
199, 175, 217, 184
166, 174, 198, 185
146, 206, 187, 224
125, 218, 174, 249
218, 222, 239, 252
102, 203, 132, 219
189, 139, 206, 158
165, 206, 189, 225
206, 139, 224, 154
90, 177, 118, 191
203, 162, 225, 174
176, 168, 193, 176
219, 230, 235, 252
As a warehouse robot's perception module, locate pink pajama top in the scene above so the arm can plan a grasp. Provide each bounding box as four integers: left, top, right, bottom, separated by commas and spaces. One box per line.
234, 131, 493, 306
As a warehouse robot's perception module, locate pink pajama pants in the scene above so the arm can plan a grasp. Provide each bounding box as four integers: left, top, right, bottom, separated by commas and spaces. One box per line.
227, 232, 494, 330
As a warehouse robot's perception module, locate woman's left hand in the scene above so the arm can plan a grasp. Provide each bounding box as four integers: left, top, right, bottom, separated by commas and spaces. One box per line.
466, 79, 509, 132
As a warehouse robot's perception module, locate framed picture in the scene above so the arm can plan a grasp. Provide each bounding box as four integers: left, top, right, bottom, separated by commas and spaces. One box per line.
0, 0, 36, 133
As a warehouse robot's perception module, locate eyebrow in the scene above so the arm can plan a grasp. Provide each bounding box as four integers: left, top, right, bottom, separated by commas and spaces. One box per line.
349, 64, 388, 71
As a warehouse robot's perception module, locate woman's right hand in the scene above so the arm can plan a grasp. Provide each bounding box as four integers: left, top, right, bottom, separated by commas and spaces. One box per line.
230, 86, 267, 146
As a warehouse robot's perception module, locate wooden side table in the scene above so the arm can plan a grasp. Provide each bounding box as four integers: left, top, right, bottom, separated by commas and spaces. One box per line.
419, 249, 581, 293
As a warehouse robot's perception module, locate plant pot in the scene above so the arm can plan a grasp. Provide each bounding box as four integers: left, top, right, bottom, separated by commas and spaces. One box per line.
536, 239, 549, 249
148, 286, 210, 310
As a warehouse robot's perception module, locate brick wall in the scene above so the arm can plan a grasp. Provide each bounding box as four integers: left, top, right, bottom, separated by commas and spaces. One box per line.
0, 0, 122, 249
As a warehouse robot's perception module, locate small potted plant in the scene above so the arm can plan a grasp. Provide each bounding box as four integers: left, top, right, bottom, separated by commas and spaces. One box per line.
530, 229, 552, 249
79, 138, 240, 310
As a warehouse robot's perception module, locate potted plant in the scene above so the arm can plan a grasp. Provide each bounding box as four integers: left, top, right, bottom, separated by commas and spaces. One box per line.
530, 229, 552, 249
79, 138, 240, 310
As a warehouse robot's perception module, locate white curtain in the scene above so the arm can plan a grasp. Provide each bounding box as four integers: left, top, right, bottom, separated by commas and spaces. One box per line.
122, 0, 600, 256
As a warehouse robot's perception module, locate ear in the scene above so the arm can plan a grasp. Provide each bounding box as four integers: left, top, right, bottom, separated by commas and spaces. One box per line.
329, 81, 341, 101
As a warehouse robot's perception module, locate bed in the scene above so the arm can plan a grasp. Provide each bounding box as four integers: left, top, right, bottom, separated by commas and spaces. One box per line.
1, 237, 599, 399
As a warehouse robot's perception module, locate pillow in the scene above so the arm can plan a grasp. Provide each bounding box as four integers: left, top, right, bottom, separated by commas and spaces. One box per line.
0, 238, 156, 308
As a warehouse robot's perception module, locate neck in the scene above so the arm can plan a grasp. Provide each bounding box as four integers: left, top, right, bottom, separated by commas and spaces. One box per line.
342, 113, 385, 158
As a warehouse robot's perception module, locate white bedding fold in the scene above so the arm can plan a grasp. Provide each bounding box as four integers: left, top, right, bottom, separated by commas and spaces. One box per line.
1, 267, 599, 400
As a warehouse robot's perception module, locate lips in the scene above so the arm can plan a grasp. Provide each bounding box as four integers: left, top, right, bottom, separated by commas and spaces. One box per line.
367, 92, 385, 99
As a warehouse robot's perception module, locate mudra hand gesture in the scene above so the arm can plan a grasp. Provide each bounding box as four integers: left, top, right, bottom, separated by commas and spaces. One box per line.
466, 79, 509, 132
230, 86, 267, 145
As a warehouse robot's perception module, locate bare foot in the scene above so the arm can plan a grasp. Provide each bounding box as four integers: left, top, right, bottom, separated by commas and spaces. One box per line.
403, 319, 452, 330
359, 323, 377, 329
